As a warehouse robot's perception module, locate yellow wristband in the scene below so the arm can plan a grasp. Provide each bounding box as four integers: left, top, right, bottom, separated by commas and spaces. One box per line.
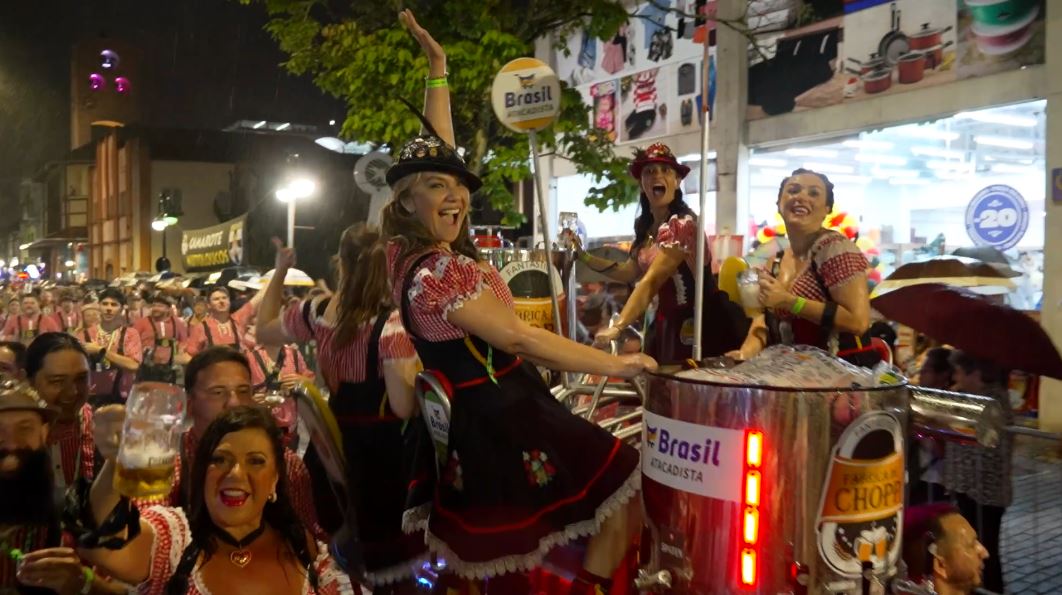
426, 77, 448, 89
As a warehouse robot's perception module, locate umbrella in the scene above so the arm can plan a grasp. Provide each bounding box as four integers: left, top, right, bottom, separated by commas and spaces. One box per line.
952, 246, 1009, 266
258, 268, 315, 287
872, 256, 1019, 296
871, 283, 1062, 380
575, 246, 630, 284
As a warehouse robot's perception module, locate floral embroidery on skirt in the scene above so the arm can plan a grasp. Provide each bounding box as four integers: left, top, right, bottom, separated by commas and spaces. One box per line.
523, 450, 556, 488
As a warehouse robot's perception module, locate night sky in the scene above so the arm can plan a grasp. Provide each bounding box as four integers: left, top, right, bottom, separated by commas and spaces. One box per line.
0, 0, 344, 209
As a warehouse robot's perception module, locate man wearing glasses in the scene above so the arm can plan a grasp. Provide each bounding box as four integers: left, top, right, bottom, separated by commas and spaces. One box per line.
165, 347, 321, 536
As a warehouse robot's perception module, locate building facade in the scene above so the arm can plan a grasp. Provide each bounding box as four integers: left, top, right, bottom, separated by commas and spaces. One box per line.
542, 0, 1062, 430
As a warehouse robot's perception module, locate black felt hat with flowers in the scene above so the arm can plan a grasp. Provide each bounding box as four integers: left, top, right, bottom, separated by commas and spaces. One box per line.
386, 98, 482, 192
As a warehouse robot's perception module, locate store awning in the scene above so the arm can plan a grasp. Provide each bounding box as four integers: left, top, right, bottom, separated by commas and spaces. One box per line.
23, 235, 87, 250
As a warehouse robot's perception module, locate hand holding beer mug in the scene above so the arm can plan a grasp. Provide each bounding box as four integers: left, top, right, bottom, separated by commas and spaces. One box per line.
737, 269, 762, 315
114, 382, 189, 499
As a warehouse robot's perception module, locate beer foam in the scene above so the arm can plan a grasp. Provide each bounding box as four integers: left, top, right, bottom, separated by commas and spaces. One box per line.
118, 443, 176, 468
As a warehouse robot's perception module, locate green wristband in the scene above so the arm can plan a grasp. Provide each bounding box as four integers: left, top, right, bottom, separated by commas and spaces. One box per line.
790, 296, 807, 315
426, 77, 448, 89
80, 567, 95, 595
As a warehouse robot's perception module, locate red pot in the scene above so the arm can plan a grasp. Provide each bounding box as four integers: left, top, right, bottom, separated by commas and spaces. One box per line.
897, 51, 926, 84
862, 69, 892, 94
847, 54, 887, 75
908, 22, 952, 50
923, 41, 954, 69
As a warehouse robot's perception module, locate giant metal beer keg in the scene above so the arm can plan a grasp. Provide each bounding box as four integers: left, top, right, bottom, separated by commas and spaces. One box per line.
640, 370, 1003, 594
642, 373, 907, 594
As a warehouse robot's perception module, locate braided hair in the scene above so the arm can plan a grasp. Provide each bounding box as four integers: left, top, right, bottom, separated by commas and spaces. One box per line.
165, 406, 320, 594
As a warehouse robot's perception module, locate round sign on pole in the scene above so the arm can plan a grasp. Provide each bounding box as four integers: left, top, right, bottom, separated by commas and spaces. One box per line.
964, 184, 1030, 250
490, 58, 562, 134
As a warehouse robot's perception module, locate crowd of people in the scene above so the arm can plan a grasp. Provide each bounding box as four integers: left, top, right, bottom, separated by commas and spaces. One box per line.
0, 9, 1019, 595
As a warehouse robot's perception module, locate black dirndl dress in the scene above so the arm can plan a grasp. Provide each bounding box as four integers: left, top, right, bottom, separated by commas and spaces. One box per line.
398, 251, 640, 579
304, 303, 431, 586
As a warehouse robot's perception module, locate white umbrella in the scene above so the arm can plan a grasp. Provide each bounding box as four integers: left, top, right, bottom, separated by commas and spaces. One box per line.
258, 268, 315, 287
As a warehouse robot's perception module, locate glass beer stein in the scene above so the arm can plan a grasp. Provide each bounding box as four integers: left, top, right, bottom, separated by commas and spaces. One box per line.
737, 268, 762, 314
114, 382, 189, 499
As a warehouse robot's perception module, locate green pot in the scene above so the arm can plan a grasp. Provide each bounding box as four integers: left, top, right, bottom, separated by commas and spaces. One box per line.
964, 0, 1039, 27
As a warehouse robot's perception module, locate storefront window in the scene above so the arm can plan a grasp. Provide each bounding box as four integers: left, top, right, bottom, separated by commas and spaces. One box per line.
747, 99, 1046, 310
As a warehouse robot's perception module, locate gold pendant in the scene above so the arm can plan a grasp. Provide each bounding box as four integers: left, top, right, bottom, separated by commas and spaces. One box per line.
230, 549, 252, 568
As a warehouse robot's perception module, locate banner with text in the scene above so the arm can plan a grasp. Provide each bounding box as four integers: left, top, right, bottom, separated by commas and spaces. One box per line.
180, 214, 247, 272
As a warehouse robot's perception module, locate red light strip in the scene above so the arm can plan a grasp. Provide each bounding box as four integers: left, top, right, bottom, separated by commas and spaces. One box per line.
740, 430, 763, 588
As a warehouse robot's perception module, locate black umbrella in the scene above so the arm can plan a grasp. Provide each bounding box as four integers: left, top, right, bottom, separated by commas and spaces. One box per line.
872, 283, 1062, 379
952, 246, 1009, 266
576, 246, 631, 284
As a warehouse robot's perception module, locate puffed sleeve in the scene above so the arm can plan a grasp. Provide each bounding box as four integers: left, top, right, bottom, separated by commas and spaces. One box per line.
656, 214, 697, 254
282, 297, 321, 344
137, 506, 192, 595
812, 231, 869, 290
407, 253, 486, 321
379, 309, 416, 363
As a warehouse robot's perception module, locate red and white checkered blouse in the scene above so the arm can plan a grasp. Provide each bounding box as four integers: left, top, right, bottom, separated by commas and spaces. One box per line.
282, 297, 414, 393
635, 214, 709, 276
387, 242, 514, 342
773, 230, 869, 321
136, 506, 351, 595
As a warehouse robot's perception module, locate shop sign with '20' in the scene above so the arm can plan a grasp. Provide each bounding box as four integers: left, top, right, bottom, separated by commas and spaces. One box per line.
965, 184, 1030, 250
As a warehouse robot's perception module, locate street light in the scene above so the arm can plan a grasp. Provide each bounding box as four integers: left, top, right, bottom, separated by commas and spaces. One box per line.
275, 174, 317, 248
153, 189, 184, 272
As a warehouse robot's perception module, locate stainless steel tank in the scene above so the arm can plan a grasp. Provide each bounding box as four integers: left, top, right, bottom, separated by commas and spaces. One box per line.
640, 371, 1004, 594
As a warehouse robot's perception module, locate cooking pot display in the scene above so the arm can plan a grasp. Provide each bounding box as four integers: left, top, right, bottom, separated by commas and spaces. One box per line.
897, 51, 926, 84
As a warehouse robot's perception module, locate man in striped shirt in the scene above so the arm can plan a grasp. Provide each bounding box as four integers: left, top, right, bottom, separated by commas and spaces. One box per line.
25, 333, 95, 490
0, 293, 61, 345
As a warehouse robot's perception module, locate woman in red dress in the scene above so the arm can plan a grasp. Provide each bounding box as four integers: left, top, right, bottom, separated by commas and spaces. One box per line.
587, 143, 747, 363
380, 11, 657, 594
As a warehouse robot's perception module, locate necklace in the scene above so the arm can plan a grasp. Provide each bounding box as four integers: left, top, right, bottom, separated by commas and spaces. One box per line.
214, 523, 266, 568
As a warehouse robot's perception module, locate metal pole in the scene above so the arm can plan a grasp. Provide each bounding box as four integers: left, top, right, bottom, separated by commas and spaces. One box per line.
528, 131, 567, 380
287, 199, 296, 249
692, 29, 712, 362
161, 227, 167, 259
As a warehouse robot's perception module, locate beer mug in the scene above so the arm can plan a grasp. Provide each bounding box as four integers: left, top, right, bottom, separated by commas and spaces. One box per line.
114, 382, 189, 499
558, 212, 580, 250
737, 269, 762, 313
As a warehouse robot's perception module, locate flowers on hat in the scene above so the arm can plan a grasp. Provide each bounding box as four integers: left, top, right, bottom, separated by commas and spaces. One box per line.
629, 142, 691, 180
637, 142, 677, 161
399, 134, 458, 162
